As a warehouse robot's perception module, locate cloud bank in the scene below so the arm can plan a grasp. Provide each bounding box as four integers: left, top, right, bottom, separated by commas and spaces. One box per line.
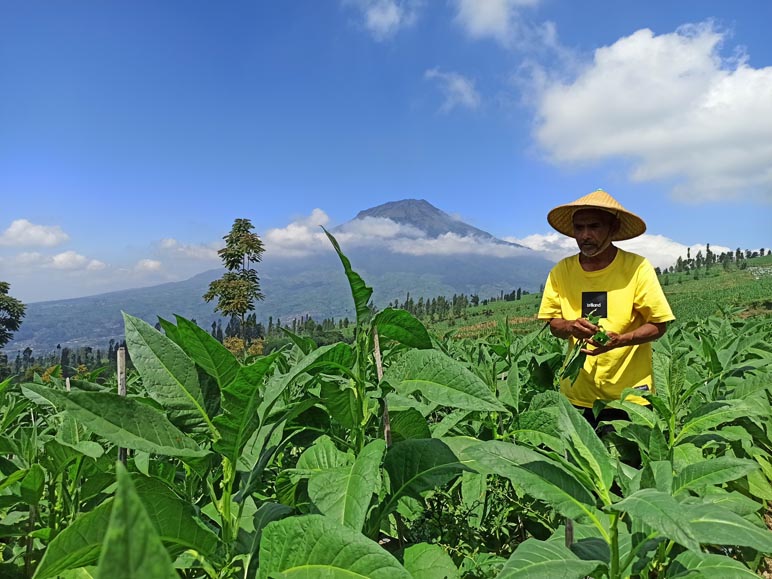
264, 210, 530, 259
534, 23, 772, 202
507, 232, 731, 270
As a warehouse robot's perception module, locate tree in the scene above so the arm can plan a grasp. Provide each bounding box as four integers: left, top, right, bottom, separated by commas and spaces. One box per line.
203, 219, 265, 343
0, 281, 25, 349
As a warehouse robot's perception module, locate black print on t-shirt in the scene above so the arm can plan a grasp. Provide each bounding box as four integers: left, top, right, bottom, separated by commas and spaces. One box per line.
582, 291, 608, 319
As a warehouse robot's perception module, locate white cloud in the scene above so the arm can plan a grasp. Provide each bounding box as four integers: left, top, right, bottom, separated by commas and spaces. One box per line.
0, 219, 69, 247
343, 0, 423, 41
159, 238, 220, 261
535, 23, 772, 202
263, 210, 532, 259
14, 252, 45, 266
337, 216, 424, 239
508, 232, 731, 270
391, 232, 530, 257
263, 209, 331, 258
425, 68, 481, 113
453, 0, 542, 46
50, 250, 105, 271
618, 237, 731, 270
135, 259, 162, 272
505, 232, 575, 261
86, 259, 107, 271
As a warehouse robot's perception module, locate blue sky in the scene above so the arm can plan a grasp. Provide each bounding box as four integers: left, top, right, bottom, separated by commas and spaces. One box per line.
1, 0, 770, 302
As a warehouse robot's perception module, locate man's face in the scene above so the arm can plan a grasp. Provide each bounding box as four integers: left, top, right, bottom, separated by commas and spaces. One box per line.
572, 209, 618, 256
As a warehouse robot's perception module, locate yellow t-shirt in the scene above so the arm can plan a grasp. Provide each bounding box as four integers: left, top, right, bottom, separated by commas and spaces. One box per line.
537, 248, 675, 408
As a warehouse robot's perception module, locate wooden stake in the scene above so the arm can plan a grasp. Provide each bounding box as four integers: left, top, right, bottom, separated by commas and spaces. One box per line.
373, 329, 391, 447
117, 347, 127, 464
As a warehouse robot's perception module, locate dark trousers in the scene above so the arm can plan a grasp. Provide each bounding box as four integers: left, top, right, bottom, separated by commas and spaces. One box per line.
578, 406, 641, 468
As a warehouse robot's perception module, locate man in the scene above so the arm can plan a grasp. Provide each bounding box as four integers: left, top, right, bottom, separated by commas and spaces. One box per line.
537, 189, 675, 426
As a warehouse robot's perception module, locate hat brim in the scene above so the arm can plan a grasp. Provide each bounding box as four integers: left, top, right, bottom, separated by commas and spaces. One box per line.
548, 204, 646, 241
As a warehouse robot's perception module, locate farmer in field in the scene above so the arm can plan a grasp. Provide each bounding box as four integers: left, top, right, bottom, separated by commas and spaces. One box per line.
537, 189, 675, 428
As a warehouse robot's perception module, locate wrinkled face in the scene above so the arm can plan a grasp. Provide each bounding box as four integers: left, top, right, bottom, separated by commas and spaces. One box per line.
572, 209, 619, 257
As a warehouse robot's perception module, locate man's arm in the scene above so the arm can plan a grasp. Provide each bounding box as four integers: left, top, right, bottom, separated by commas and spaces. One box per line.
583, 321, 668, 356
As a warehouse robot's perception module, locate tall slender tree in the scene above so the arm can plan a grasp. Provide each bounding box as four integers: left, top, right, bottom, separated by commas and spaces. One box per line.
203, 218, 265, 344
0, 281, 25, 349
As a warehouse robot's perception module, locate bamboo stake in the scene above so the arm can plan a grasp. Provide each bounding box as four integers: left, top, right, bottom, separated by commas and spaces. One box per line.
117, 347, 127, 464
373, 329, 391, 447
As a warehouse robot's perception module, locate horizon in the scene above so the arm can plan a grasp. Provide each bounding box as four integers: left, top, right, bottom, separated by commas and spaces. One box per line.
1, 1, 770, 303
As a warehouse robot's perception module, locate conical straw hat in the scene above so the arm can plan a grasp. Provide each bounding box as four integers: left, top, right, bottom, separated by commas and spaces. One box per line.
547, 189, 646, 241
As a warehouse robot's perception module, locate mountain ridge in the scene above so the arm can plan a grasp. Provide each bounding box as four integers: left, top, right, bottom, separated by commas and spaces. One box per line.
4, 199, 553, 353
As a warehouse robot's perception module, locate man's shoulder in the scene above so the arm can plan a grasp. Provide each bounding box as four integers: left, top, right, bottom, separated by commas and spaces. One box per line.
553, 254, 578, 269
616, 248, 650, 269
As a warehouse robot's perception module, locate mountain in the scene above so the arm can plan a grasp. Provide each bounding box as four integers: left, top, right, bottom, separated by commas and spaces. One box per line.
351, 199, 524, 245
4, 199, 554, 354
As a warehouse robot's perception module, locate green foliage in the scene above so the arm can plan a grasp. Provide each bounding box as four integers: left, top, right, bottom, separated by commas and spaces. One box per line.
2, 235, 772, 579
204, 218, 266, 343
0, 281, 25, 349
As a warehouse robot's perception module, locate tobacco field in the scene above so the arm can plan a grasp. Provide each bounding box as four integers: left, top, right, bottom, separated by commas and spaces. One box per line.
2, 234, 772, 578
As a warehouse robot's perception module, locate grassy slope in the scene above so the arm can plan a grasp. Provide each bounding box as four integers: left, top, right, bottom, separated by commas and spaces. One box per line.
430, 255, 772, 339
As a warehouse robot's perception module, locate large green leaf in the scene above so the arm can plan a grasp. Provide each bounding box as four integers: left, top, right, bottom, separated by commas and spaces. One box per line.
389, 408, 431, 442
172, 315, 240, 390
667, 551, 758, 578
34, 501, 112, 579
56, 414, 104, 459
320, 381, 360, 430
122, 312, 212, 434
95, 464, 178, 579
33, 476, 220, 579
308, 439, 386, 532
258, 514, 411, 579
673, 457, 759, 495
22, 384, 207, 458
132, 475, 221, 558
322, 227, 373, 326
372, 308, 432, 350
273, 343, 356, 396
385, 349, 505, 412
20, 463, 45, 505
684, 503, 772, 552
605, 399, 658, 428
212, 353, 278, 464
403, 543, 460, 579
496, 538, 601, 579
384, 438, 468, 504
609, 489, 700, 552
675, 400, 763, 445
557, 397, 615, 498
294, 435, 351, 476
461, 471, 486, 529
511, 409, 563, 452
465, 440, 602, 525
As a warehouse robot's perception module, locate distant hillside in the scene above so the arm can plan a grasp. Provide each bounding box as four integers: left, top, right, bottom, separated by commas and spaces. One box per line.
4, 199, 554, 354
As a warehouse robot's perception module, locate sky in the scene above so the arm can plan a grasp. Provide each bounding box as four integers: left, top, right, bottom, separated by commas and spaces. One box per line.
1, 0, 771, 303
